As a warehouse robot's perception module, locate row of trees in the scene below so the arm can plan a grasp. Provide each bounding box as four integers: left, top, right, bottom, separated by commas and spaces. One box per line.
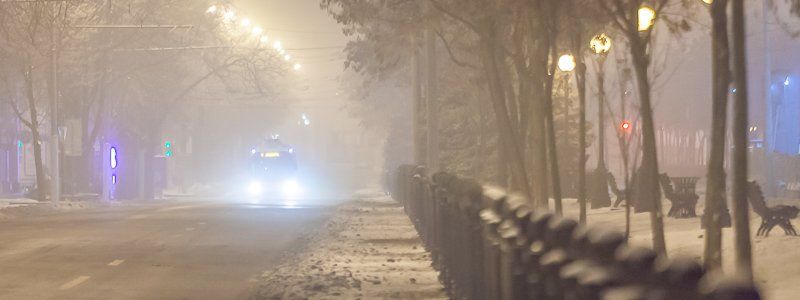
0, 0, 289, 199
325, 0, 800, 281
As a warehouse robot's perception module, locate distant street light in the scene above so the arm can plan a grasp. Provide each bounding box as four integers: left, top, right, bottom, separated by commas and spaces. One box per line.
558, 54, 576, 72
701, 0, 713, 4
204, 2, 303, 71
240, 18, 252, 28
638, 5, 656, 32
222, 10, 235, 23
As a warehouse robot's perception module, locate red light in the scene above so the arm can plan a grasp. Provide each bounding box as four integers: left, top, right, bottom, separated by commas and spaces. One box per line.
621, 121, 632, 131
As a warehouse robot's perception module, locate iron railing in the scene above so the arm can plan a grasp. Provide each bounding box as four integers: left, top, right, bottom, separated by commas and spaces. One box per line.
392, 165, 760, 300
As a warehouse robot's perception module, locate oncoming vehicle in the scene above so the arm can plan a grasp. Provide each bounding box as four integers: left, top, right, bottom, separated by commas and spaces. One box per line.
244, 136, 302, 200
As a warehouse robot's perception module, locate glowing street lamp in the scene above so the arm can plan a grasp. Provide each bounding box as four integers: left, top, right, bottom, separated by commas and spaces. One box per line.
206, 5, 218, 14
293, 63, 302, 71
701, 0, 713, 4
222, 10, 235, 23
284, 54, 291, 61
260, 36, 269, 43
240, 18, 252, 27
638, 5, 656, 32
558, 54, 576, 72
273, 40, 282, 50
590, 33, 612, 55
252, 26, 263, 35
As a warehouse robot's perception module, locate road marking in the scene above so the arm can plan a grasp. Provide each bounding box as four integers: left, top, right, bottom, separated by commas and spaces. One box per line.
186, 227, 195, 231
108, 259, 125, 266
59, 276, 90, 290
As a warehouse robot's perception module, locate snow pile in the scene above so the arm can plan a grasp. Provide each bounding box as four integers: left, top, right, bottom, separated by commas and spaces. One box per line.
559, 198, 800, 300
252, 194, 447, 299
0, 198, 38, 210
0, 198, 104, 220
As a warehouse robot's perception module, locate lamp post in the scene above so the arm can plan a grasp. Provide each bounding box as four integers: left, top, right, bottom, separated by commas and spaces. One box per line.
638, 5, 656, 32
589, 33, 613, 209
558, 54, 576, 117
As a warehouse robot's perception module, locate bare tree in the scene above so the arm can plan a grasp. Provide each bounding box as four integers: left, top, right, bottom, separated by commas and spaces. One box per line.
703, 0, 731, 272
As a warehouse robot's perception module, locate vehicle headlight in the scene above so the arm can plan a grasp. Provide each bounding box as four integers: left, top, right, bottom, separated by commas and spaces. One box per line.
248, 181, 263, 196
282, 180, 301, 197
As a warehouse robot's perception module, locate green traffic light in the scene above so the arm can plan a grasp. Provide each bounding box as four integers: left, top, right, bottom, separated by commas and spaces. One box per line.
165, 141, 172, 148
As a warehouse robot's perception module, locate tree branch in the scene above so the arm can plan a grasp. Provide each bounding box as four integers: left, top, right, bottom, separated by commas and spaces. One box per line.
434, 29, 477, 69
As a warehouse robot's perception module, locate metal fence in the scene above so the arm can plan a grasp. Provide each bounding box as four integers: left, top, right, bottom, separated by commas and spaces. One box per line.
392, 165, 761, 300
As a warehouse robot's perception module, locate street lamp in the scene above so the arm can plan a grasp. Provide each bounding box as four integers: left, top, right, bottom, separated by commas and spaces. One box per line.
284, 54, 291, 61
240, 18, 252, 28
252, 26, 263, 35
590, 33, 613, 208
590, 33, 612, 56
558, 54, 576, 72
222, 10, 235, 23
293, 63, 302, 71
638, 5, 656, 32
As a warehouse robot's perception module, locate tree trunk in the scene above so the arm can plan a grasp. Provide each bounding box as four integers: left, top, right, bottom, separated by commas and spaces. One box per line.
628, 34, 667, 256
704, 0, 730, 272
530, 76, 550, 209
479, 23, 532, 200
425, 19, 439, 171
24, 68, 48, 201
545, 41, 564, 215
730, 0, 754, 281
574, 38, 588, 224
412, 42, 425, 166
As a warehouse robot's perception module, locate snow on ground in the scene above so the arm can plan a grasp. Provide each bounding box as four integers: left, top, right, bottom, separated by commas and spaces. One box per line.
0, 198, 105, 220
0, 198, 38, 208
252, 192, 447, 299
559, 198, 800, 300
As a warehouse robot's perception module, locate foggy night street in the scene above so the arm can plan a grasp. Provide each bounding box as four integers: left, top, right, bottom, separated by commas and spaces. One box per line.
0, 199, 332, 299
5, 0, 800, 298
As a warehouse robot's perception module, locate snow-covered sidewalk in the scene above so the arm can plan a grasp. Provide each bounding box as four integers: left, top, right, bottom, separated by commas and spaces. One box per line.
252, 192, 447, 299
559, 198, 800, 300
0, 198, 38, 210
0, 197, 104, 220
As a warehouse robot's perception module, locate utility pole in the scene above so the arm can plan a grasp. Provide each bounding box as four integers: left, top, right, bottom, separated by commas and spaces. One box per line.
412, 39, 424, 166
50, 25, 60, 204
762, 0, 775, 196
424, 1, 438, 172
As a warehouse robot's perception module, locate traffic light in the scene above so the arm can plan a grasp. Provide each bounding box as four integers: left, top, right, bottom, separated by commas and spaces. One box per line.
164, 141, 173, 157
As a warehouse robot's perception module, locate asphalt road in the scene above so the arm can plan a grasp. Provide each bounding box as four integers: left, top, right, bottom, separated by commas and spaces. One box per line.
0, 199, 333, 299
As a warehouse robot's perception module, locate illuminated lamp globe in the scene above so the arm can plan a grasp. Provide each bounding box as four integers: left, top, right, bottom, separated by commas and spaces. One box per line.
590, 33, 612, 55
638, 5, 656, 32
557, 54, 576, 72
